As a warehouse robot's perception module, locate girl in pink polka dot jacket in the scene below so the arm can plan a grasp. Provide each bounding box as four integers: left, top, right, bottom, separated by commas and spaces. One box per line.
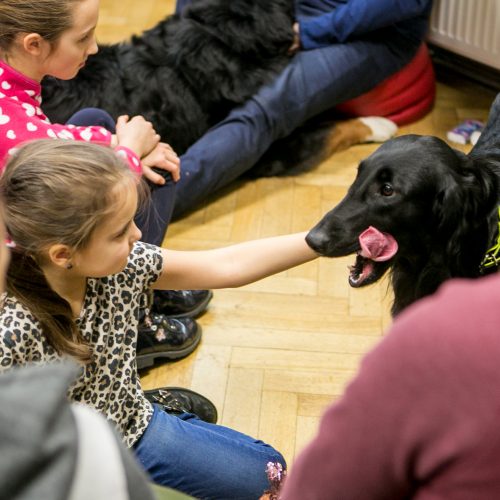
0, 0, 180, 185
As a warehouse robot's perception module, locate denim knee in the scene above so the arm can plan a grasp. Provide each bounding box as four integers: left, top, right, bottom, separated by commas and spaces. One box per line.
134, 405, 286, 499
66, 108, 116, 133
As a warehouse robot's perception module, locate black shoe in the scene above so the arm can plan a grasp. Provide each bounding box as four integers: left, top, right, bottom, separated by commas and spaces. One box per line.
152, 290, 213, 318
144, 387, 218, 424
136, 312, 202, 370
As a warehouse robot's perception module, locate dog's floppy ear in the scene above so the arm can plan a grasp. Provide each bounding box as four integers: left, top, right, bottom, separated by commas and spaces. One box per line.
433, 172, 462, 231
432, 150, 470, 230
433, 153, 497, 226
433, 153, 499, 274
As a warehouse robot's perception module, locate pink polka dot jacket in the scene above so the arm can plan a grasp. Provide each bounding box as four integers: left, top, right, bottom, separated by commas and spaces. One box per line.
0, 60, 142, 175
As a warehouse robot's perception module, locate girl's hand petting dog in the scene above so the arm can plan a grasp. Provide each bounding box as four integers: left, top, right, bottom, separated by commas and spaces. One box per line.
142, 142, 181, 184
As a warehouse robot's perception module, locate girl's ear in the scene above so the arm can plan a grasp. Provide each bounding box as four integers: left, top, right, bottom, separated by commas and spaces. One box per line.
47, 244, 73, 270
20, 33, 46, 56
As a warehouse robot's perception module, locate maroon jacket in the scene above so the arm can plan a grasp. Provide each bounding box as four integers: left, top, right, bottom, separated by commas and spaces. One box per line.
282, 273, 500, 499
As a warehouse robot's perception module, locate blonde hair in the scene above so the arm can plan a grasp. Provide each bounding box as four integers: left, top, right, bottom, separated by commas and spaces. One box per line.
1, 140, 140, 363
0, 0, 83, 53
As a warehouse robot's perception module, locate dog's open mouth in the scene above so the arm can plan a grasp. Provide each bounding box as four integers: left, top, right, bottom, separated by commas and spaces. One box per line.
348, 226, 398, 287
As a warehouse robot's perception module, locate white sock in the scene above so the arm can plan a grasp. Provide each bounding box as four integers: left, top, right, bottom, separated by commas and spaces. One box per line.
359, 116, 398, 143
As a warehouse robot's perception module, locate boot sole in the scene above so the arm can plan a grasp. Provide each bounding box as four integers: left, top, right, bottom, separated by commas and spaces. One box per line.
136, 324, 202, 370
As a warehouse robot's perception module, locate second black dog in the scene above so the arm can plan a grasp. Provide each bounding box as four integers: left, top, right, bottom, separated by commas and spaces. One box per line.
306, 93, 500, 316
41, 0, 295, 155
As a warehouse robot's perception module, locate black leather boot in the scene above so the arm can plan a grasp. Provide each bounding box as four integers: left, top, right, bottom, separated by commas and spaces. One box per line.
144, 387, 218, 424
152, 290, 213, 318
136, 311, 202, 370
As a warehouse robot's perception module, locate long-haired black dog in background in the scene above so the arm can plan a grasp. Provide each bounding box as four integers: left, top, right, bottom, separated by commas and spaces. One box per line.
41, 0, 373, 177
306, 93, 500, 316
42, 0, 294, 155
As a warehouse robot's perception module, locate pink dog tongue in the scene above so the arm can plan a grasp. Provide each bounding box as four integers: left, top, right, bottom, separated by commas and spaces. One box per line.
359, 226, 398, 262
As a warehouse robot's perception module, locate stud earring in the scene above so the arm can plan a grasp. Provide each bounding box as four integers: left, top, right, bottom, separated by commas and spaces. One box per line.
66, 263, 73, 270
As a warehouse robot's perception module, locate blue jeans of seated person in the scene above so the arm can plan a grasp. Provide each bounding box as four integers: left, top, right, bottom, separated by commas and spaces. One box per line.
66, 108, 176, 246
134, 404, 285, 500
66, 107, 117, 131
172, 0, 430, 218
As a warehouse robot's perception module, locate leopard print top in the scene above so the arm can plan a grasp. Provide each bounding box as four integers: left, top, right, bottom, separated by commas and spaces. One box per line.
0, 242, 163, 447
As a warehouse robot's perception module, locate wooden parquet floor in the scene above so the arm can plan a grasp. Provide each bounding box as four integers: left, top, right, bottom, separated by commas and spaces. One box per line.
98, 0, 498, 466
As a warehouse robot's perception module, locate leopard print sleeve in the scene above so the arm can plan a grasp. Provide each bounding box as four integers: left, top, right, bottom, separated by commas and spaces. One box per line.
125, 241, 164, 294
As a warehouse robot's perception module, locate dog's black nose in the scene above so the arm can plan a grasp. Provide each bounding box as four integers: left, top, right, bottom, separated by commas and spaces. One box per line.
305, 229, 329, 254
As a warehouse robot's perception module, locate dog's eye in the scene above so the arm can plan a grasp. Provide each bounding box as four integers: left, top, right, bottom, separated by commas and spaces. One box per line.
381, 183, 394, 196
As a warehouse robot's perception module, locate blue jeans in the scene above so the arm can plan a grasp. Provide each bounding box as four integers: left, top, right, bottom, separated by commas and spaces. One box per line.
66, 107, 117, 131
134, 405, 285, 500
172, 0, 429, 218
67, 108, 176, 246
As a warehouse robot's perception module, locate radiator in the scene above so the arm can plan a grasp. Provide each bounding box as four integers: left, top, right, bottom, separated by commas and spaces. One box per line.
428, 0, 500, 70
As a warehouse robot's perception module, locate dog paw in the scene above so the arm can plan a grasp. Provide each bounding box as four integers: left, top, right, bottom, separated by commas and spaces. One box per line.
359, 116, 398, 143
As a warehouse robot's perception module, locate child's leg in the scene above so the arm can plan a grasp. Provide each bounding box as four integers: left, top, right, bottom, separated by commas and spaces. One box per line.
135, 176, 177, 246
66, 108, 117, 132
172, 39, 416, 217
176, 0, 339, 18
134, 405, 285, 500
295, 0, 341, 19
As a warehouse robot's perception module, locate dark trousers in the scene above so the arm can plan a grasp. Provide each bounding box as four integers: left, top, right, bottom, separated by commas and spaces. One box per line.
172, 0, 428, 218
67, 108, 175, 246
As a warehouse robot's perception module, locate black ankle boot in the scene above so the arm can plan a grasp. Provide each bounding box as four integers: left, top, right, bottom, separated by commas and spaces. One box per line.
136, 311, 202, 370
152, 290, 213, 318
144, 387, 218, 424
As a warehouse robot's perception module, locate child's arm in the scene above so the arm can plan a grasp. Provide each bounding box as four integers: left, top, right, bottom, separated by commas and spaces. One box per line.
152, 232, 318, 290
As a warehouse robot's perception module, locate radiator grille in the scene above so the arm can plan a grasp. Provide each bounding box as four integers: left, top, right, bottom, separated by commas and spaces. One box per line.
428, 0, 500, 70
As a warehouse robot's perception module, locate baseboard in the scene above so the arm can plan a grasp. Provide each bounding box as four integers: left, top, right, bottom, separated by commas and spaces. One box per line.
428, 44, 500, 92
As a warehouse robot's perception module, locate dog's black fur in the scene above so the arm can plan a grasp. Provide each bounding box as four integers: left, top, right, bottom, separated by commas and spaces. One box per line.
41, 0, 295, 157
307, 93, 500, 316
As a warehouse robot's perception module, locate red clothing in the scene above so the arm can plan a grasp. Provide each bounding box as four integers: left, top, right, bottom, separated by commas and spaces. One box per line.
281, 273, 500, 499
0, 60, 141, 174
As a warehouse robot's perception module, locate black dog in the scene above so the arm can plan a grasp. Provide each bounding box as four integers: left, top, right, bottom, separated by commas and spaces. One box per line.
41, 0, 374, 178
306, 93, 500, 316
41, 0, 295, 156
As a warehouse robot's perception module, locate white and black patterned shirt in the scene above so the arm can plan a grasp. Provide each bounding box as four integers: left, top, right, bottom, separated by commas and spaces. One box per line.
0, 242, 163, 447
